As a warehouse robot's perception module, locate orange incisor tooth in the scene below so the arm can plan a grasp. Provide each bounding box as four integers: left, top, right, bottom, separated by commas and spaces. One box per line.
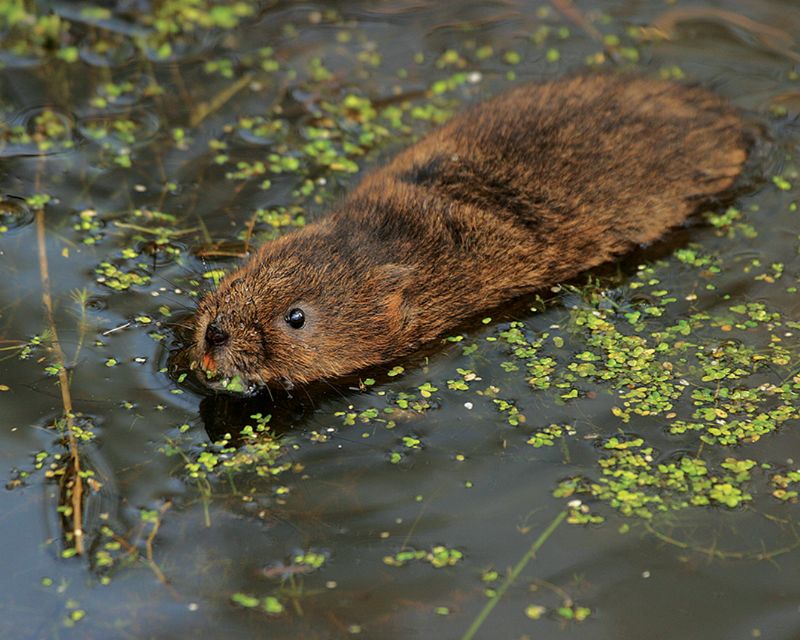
201, 353, 216, 373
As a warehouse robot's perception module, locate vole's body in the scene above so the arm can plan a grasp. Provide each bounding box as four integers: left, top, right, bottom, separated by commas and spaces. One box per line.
193, 75, 748, 393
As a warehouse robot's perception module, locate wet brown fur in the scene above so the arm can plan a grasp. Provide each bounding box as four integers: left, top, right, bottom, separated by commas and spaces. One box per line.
192, 74, 748, 392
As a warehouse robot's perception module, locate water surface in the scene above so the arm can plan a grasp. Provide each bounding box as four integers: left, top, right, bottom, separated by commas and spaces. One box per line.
1, 1, 800, 638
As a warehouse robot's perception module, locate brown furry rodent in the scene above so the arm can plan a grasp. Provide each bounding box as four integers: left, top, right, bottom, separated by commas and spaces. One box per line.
192, 74, 748, 394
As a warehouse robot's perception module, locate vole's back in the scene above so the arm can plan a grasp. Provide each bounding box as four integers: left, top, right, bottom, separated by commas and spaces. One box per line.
344, 75, 747, 315
442, 76, 744, 235
321, 75, 751, 345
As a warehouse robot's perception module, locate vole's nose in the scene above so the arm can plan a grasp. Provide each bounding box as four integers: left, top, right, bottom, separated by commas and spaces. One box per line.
205, 321, 229, 348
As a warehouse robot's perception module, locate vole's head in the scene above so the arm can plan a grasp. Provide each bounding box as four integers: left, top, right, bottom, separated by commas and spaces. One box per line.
191, 231, 412, 395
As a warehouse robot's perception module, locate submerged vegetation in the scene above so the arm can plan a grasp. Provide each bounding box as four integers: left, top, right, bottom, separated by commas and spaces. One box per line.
0, 0, 799, 637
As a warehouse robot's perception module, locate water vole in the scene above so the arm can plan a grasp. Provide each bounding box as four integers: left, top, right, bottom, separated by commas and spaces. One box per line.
191, 74, 748, 394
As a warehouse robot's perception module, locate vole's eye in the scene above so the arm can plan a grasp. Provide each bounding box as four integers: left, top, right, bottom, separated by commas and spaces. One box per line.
285, 308, 305, 329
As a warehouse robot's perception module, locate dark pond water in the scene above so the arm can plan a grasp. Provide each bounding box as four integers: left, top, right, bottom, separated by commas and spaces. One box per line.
2, 0, 800, 638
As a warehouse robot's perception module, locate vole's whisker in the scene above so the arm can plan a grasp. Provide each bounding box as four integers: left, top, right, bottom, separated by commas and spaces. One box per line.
318, 378, 351, 405
299, 383, 317, 411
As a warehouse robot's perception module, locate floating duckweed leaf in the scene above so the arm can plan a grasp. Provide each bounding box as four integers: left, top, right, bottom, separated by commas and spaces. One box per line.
383, 545, 463, 568
220, 376, 245, 393
293, 550, 327, 570
525, 604, 546, 620
557, 605, 592, 622
494, 398, 524, 426
526, 424, 572, 448
772, 175, 792, 190
231, 593, 260, 608
418, 382, 437, 398
95, 262, 151, 290
263, 596, 284, 615
771, 470, 800, 501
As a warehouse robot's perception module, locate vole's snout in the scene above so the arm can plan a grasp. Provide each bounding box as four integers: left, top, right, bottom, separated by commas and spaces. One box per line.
205, 320, 229, 348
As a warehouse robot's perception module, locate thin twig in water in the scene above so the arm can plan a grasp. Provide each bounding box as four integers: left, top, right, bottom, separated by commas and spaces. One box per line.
644, 522, 800, 561
102, 322, 132, 336
642, 7, 800, 64
242, 209, 259, 256
36, 206, 85, 555
194, 247, 249, 259
145, 501, 173, 584
550, 0, 621, 64
190, 72, 254, 128
112, 221, 200, 236
67, 289, 90, 370
461, 510, 566, 640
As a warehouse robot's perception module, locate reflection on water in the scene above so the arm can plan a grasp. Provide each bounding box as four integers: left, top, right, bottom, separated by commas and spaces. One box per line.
1, 1, 799, 638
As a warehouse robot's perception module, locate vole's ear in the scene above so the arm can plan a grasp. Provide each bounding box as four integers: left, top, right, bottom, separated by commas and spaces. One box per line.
372, 263, 411, 287
371, 263, 414, 335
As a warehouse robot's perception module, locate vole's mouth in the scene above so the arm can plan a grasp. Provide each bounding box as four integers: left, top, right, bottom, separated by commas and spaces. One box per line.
199, 371, 263, 397
196, 369, 264, 398
192, 353, 264, 397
